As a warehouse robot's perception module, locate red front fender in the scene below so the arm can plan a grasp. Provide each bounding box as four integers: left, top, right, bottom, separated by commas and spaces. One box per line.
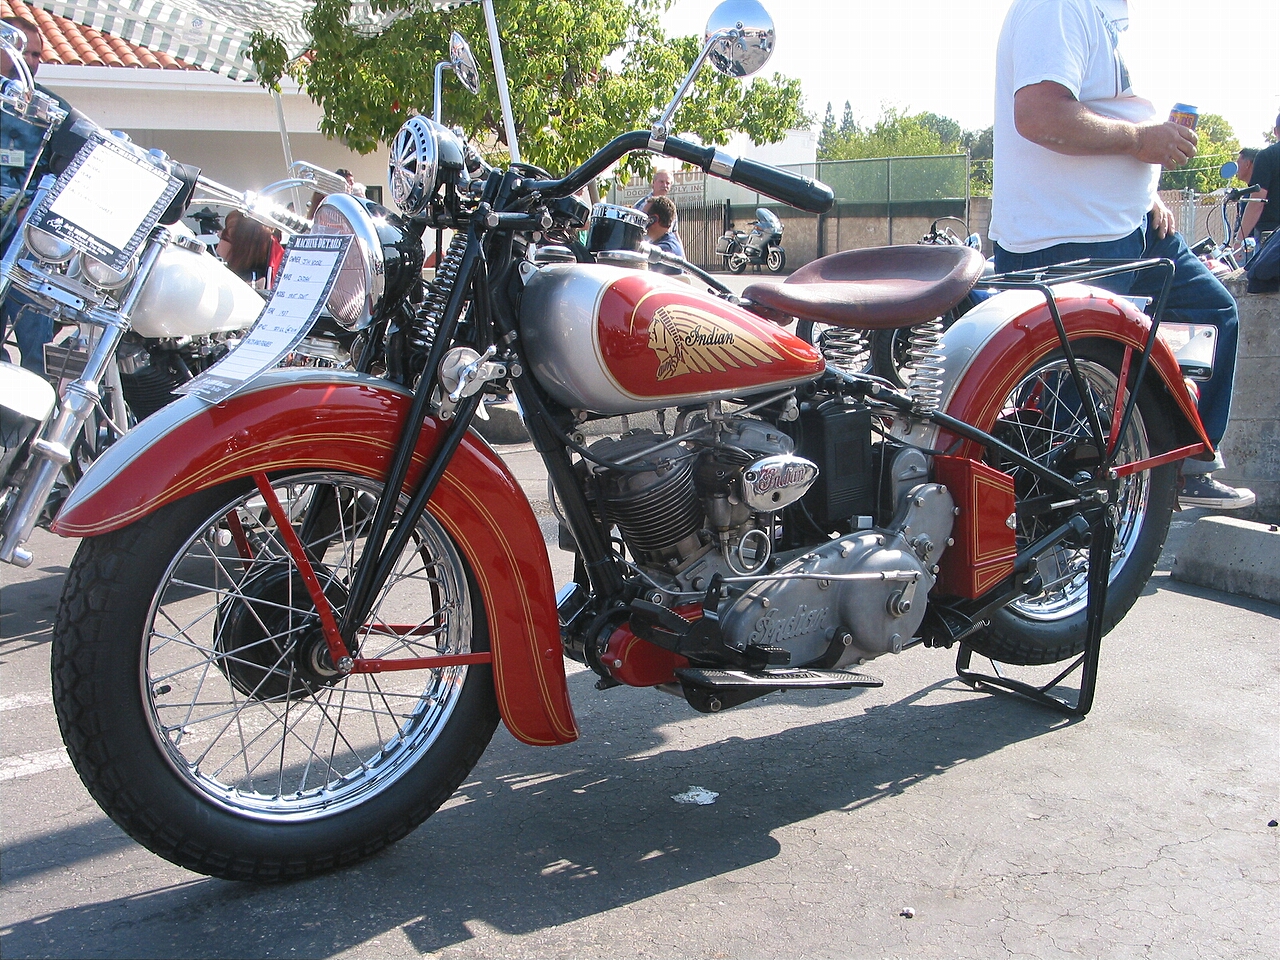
53, 370, 578, 747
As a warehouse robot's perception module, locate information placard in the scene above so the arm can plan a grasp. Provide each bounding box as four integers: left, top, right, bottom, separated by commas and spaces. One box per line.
30, 134, 182, 271
177, 234, 353, 404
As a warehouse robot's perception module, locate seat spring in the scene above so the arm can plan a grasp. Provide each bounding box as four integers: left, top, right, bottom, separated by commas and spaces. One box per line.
906, 316, 946, 414
818, 327, 870, 376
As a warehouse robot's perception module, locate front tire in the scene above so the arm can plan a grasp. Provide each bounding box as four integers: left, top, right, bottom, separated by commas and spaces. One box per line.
963, 342, 1177, 665
766, 246, 786, 273
52, 471, 499, 881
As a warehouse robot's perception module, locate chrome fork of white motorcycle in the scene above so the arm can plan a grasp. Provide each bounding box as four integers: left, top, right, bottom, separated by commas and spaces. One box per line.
0, 234, 166, 566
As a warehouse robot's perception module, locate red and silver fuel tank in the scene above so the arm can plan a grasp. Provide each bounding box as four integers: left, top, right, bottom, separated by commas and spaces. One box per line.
520, 264, 824, 416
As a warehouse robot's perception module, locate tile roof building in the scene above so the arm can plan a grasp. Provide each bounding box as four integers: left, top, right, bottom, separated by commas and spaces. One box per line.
2, 1, 389, 199
1, 0, 198, 70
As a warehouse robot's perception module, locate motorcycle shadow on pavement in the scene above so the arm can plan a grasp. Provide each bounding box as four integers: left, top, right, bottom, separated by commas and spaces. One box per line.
2, 658, 1072, 959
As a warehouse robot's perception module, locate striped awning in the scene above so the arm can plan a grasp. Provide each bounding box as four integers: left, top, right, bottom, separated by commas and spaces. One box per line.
32, 1, 466, 81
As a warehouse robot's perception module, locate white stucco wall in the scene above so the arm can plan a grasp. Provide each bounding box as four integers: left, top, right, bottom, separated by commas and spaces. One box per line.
36, 66, 391, 197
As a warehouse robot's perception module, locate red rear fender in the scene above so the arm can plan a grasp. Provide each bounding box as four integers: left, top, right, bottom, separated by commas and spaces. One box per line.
894, 287, 1212, 456
53, 370, 578, 747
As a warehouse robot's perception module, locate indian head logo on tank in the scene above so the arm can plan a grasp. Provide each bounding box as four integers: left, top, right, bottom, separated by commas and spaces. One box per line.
647, 302, 784, 380
595, 273, 823, 401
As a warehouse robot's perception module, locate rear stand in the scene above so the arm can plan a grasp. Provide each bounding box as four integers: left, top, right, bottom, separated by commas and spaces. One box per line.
955, 511, 1115, 718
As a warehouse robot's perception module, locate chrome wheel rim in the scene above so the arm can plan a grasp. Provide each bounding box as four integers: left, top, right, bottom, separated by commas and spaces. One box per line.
142, 473, 472, 821
997, 359, 1151, 621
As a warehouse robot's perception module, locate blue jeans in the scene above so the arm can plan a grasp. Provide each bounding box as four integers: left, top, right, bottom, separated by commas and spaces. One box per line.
994, 221, 1238, 474
0, 288, 52, 375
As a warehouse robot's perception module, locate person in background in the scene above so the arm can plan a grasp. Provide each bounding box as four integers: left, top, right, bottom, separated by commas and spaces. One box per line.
643, 196, 683, 275
989, 0, 1252, 510
634, 168, 678, 236
335, 167, 366, 198
1, 14, 71, 374
217, 211, 283, 289
1235, 114, 1280, 248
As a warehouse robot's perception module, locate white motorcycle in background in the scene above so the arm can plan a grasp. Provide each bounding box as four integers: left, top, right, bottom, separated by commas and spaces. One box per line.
0, 24, 349, 567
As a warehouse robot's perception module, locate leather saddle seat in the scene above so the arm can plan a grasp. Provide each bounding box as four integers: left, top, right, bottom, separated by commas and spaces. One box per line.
743, 244, 985, 331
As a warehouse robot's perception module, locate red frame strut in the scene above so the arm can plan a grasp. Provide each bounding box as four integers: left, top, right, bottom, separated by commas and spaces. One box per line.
249, 473, 491, 675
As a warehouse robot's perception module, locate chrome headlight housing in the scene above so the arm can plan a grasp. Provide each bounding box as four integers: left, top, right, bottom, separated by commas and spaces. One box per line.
77, 251, 138, 290
388, 116, 468, 217
23, 223, 75, 264
310, 193, 386, 330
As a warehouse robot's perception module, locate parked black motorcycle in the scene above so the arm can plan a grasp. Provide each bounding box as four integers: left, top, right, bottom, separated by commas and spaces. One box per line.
717, 206, 785, 273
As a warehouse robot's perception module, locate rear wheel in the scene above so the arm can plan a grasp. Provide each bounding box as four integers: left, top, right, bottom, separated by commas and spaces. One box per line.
53, 471, 499, 880
727, 251, 748, 274
964, 343, 1177, 665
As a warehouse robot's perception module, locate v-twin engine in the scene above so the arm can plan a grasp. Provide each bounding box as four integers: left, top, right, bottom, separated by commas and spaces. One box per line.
578, 416, 955, 667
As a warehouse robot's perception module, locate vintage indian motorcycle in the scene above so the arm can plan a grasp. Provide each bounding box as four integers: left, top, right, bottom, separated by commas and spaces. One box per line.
47, 1, 1210, 881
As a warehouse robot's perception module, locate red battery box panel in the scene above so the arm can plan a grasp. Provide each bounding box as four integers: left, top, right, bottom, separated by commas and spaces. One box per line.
933, 455, 1017, 599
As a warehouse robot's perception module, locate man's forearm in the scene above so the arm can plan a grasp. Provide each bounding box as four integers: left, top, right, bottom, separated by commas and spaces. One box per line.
1236, 188, 1268, 242
1013, 81, 1197, 168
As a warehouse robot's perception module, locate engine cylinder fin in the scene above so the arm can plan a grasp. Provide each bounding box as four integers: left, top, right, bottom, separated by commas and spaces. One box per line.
600, 457, 702, 557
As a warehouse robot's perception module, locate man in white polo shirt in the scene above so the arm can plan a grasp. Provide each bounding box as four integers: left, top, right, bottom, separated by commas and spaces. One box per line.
989, 0, 1252, 509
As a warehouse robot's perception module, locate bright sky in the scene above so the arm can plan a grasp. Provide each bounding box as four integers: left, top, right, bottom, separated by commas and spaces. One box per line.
662, 0, 1280, 147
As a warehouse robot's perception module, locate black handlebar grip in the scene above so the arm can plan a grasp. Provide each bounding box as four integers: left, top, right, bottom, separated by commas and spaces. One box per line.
727, 157, 834, 215
659, 136, 834, 214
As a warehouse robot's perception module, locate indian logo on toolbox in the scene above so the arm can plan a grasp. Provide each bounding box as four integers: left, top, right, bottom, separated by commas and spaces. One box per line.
647, 303, 783, 380
596, 272, 822, 399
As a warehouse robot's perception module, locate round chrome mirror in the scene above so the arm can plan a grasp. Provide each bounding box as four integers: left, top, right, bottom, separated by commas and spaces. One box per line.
704, 0, 775, 78
450, 32, 481, 96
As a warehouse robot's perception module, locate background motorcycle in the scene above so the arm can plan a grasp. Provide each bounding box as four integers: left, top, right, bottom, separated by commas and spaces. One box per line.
717, 205, 786, 273
0, 27, 353, 567
46, 0, 1208, 882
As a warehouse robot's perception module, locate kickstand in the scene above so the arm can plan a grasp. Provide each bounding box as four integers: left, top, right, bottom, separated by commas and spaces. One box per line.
956, 509, 1115, 718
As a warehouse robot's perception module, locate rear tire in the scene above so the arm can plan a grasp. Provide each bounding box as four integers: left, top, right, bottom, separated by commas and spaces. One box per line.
727, 252, 748, 274
52, 472, 499, 881
963, 342, 1177, 665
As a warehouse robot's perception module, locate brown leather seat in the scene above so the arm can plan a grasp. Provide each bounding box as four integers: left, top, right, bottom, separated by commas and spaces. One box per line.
743, 244, 985, 330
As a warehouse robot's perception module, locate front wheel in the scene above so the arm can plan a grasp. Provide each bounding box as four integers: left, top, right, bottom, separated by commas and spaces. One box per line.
52, 471, 499, 881
766, 246, 786, 273
963, 342, 1178, 665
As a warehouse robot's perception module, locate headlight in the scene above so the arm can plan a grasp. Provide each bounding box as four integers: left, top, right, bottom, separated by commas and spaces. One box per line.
23, 223, 75, 264
78, 252, 137, 290
388, 116, 467, 217
311, 193, 385, 330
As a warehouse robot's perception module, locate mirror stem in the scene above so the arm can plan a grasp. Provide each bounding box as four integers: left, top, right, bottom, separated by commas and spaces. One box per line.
433, 60, 449, 124
652, 28, 737, 144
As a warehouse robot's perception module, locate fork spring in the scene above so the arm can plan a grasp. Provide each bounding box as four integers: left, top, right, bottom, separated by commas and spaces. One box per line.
410, 231, 468, 351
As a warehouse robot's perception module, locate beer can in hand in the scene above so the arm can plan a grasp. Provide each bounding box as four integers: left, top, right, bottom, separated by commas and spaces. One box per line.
1169, 104, 1199, 129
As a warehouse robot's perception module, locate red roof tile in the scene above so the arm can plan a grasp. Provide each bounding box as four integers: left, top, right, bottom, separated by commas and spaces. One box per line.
2, 0, 201, 70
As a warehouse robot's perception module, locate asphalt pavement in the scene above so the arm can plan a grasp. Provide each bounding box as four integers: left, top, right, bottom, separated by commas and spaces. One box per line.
1, 440, 1277, 960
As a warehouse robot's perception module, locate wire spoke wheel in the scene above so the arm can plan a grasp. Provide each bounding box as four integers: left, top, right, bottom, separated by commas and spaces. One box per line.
54, 471, 499, 880
965, 344, 1176, 665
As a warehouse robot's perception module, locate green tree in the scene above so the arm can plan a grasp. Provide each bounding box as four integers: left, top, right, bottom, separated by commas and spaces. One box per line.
251, 0, 806, 178
839, 100, 857, 137
818, 105, 953, 160
1158, 113, 1239, 193
819, 101, 837, 156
